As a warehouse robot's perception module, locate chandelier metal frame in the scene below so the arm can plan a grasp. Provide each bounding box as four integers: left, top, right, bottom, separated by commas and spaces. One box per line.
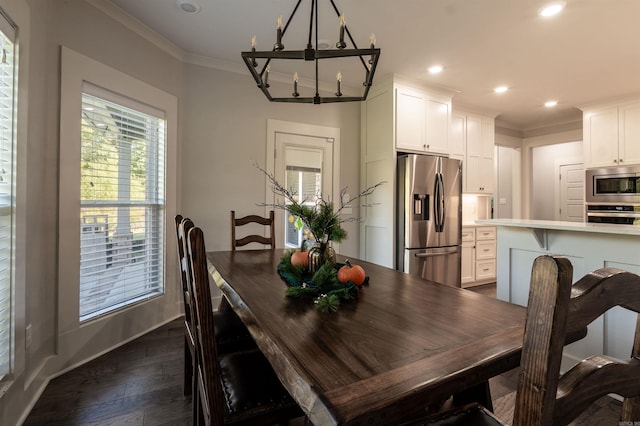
241, 0, 380, 104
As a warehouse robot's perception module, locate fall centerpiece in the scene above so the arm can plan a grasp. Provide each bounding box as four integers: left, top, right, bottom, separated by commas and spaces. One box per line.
255, 163, 383, 312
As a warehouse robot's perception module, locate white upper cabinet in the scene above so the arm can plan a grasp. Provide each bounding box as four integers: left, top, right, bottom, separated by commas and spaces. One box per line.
584, 106, 619, 168
425, 95, 451, 154
395, 83, 451, 155
452, 110, 495, 194
583, 100, 640, 168
619, 102, 640, 166
396, 86, 426, 152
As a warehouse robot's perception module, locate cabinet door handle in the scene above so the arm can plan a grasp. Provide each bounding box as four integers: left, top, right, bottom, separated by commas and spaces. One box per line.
620, 158, 624, 163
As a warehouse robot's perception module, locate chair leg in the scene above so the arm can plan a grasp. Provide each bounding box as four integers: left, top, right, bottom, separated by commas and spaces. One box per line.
452, 380, 494, 412
196, 375, 206, 426
192, 374, 200, 426
184, 336, 193, 396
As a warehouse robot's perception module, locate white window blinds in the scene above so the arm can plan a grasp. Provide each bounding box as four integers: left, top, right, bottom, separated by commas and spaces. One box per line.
79, 86, 166, 321
0, 10, 16, 382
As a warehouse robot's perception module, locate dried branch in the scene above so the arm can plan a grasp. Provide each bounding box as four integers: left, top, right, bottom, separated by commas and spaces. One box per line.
254, 161, 384, 243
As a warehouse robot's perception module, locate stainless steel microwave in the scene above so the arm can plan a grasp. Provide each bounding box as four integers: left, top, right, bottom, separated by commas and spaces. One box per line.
586, 166, 640, 204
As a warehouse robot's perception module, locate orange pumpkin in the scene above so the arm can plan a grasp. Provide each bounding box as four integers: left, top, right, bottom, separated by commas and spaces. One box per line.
290, 250, 309, 268
338, 260, 366, 286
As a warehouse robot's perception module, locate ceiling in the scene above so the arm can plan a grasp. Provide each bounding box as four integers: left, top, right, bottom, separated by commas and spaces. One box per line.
105, 0, 640, 131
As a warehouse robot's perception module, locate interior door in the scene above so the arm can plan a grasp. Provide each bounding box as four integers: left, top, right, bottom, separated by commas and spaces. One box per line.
274, 132, 334, 248
558, 163, 585, 222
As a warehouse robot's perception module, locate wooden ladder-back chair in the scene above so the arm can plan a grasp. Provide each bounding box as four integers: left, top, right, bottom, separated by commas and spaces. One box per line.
408, 255, 640, 426
230, 210, 275, 251
187, 226, 304, 426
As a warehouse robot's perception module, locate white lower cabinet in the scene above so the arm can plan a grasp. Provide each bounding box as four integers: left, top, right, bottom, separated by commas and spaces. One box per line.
461, 228, 475, 285
461, 226, 496, 287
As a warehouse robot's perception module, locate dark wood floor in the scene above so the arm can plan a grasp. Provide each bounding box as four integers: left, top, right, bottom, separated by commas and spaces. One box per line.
24, 284, 622, 425
24, 319, 192, 426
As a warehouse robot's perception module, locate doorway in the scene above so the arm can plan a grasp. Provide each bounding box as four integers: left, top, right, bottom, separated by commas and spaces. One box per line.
265, 120, 341, 249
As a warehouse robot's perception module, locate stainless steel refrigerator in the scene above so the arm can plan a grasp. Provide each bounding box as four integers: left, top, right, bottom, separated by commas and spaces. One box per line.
396, 154, 462, 287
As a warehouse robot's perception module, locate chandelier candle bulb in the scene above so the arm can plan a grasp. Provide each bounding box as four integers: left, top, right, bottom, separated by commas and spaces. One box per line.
336, 14, 346, 49
263, 64, 270, 87
369, 33, 376, 65
250, 35, 258, 67
293, 72, 299, 97
336, 72, 342, 96
275, 16, 284, 50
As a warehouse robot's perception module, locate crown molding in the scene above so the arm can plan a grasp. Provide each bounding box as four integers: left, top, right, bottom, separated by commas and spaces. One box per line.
87, 0, 185, 61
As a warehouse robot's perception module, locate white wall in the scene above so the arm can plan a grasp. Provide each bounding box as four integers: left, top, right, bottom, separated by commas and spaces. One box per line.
180, 64, 362, 257
494, 132, 523, 219
495, 145, 522, 218
530, 140, 583, 220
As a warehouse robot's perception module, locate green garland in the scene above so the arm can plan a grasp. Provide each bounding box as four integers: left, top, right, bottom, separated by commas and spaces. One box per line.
277, 250, 365, 313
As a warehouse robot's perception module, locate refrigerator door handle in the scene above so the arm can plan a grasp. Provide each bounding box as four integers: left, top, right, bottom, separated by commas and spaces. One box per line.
414, 247, 460, 258
434, 173, 445, 232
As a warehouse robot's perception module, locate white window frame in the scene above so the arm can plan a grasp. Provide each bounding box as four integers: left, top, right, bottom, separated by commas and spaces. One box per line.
0, 8, 16, 386
78, 85, 167, 321
58, 47, 179, 366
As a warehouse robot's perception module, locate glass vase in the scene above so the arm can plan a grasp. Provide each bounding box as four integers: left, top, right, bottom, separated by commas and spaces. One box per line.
308, 241, 336, 273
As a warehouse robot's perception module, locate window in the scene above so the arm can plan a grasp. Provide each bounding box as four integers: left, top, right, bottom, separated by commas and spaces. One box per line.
0, 11, 16, 381
284, 165, 320, 248
79, 85, 165, 321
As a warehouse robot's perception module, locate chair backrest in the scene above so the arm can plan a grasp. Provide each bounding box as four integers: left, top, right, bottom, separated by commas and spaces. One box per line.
175, 214, 193, 320
513, 255, 640, 426
175, 215, 196, 332
230, 210, 275, 251
187, 226, 226, 425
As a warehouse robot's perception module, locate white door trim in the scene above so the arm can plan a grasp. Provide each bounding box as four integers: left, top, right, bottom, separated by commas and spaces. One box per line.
265, 119, 341, 247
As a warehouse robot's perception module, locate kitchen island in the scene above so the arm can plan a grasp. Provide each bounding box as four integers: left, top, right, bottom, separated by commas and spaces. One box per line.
476, 218, 640, 367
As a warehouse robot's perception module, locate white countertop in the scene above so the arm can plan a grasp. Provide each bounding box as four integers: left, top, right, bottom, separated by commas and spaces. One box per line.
462, 223, 489, 228
475, 218, 640, 236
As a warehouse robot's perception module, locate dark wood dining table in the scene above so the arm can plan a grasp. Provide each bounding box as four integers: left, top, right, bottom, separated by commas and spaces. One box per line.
207, 249, 526, 425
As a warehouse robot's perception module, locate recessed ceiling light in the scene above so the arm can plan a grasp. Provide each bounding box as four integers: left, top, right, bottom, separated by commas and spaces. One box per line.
538, 1, 566, 17
494, 86, 509, 94
428, 65, 443, 74
177, 0, 201, 14
544, 100, 558, 107
317, 40, 332, 50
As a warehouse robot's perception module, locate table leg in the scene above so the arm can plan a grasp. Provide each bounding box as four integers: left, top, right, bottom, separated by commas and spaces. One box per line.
452, 380, 494, 412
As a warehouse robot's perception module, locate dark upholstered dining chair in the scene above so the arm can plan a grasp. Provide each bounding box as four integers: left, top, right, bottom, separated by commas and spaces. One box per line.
174, 216, 255, 400
405, 255, 640, 426
187, 225, 304, 426
230, 210, 275, 251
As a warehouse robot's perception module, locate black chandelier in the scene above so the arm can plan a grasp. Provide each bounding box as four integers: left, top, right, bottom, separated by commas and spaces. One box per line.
241, 0, 380, 104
